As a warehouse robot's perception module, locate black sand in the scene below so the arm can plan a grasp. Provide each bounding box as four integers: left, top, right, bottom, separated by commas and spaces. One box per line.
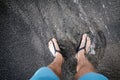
0, 0, 120, 80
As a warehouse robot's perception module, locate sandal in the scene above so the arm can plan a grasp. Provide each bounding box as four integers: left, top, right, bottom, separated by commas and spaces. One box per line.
76, 33, 90, 54
48, 38, 61, 57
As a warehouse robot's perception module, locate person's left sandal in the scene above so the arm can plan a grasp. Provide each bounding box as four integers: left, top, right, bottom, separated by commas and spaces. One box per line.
77, 37, 87, 53
76, 34, 90, 54
48, 38, 61, 57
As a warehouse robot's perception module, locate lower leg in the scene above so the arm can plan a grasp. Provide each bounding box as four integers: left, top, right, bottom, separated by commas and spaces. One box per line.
75, 50, 95, 79
48, 38, 64, 78
48, 52, 64, 78
75, 34, 95, 80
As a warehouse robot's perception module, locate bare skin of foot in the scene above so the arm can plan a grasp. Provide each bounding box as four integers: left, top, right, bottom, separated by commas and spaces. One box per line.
75, 34, 95, 80
47, 35, 94, 79
48, 38, 64, 78
76, 34, 91, 62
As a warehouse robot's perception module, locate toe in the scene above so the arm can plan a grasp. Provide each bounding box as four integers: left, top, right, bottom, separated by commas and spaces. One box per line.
79, 34, 87, 48
48, 40, 52, 49
85, 36, 91, 53
52, 38, 57, 42
52, 38, 60, 51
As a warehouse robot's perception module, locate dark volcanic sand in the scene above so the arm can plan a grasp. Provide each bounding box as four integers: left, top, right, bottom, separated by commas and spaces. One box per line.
0, 0, 120, 80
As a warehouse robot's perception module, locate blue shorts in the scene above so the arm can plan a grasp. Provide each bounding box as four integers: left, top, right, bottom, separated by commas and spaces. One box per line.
30, 67, 108, 80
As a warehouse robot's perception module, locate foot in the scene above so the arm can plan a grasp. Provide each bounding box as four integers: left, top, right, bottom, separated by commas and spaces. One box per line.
76, 34, 91, 58
48, 38, 61, 57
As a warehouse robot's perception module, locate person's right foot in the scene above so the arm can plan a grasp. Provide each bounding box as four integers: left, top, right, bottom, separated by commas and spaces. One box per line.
76, 34, 91, 59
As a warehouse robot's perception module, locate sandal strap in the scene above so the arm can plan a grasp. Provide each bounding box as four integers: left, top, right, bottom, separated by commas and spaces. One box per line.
50, 39, 65, 57
78, 37, 87, 53
55, 50, 61, 53
78, 46, 85, 51
51, 40, 61, 54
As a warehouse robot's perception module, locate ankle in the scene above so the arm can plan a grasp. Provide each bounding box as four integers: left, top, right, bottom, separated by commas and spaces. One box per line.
55, 53, 64, 62
78, 49, 85, 54
76, 50, 85, 59
76, 53, 86, 65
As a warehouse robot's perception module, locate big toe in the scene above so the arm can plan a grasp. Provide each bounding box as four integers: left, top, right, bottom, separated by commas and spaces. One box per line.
52, 38, 60, 51
79, 34, 87, 48
86, 36, 91, 53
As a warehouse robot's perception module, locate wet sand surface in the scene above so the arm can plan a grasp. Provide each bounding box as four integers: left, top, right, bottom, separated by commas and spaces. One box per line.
0, 0, 120, 80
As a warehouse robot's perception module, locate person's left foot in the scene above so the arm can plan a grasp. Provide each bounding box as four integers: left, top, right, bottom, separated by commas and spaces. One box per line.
76, 34, 91, 59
